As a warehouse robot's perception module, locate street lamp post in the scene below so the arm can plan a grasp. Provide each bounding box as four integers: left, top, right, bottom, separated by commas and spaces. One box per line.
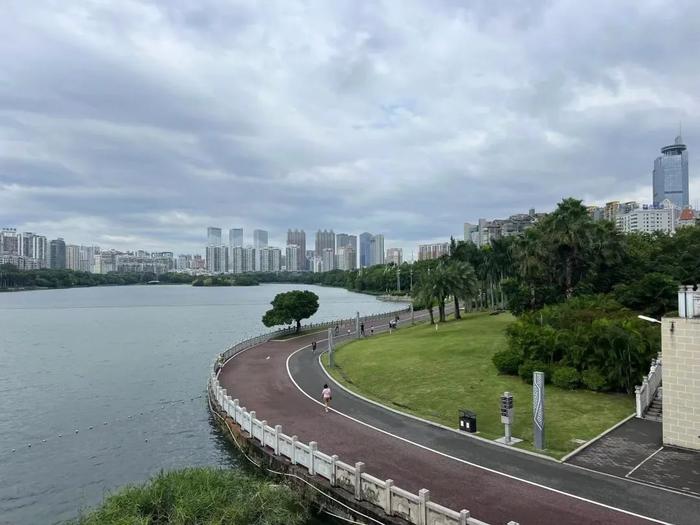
397, 267, 401, 293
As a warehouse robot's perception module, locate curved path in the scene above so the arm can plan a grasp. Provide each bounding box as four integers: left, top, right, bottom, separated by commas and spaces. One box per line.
218, 311, 700, 525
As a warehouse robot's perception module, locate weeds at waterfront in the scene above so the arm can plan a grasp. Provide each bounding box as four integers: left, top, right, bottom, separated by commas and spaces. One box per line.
71, 467, 308, 525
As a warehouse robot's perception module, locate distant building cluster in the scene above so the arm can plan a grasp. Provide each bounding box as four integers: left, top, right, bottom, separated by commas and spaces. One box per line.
463, 209, 546, 247
0, 228, 204, 275
202, 227, 387, 275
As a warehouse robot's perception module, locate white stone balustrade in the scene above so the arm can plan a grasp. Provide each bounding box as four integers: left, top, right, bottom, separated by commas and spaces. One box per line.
635, 354, 662, 418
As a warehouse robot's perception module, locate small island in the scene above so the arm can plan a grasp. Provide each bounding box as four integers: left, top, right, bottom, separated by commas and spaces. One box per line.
192, 275, 260, 287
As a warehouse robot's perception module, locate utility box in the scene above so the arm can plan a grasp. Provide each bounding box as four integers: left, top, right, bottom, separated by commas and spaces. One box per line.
459, 409, 477, 433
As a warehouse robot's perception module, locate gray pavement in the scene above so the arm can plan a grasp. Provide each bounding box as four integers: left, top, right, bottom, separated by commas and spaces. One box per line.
567, 418, 700, 496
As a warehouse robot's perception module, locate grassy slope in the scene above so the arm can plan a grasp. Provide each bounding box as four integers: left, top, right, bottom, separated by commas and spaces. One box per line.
324, 313, 633, 459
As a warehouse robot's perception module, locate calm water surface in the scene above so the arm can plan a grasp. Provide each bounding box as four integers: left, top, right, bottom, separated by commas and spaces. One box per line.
0, 284, 397, 524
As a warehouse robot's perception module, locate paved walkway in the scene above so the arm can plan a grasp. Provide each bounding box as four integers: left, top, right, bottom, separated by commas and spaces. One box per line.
567, 418, 700, 496
218, 311, 700, 525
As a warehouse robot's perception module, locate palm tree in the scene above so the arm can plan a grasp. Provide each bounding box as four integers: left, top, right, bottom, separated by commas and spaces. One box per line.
414, 269, 437, 324
447, 260, 478, 319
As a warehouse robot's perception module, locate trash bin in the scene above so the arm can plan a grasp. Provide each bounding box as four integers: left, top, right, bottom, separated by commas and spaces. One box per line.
459, 409, 477, 433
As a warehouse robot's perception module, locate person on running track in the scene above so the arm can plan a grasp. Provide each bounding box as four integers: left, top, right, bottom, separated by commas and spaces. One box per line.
321, 384, 332, 413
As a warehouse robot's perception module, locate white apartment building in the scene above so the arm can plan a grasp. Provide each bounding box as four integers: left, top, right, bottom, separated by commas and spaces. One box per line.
259, 247, 281, 272
615, 201, 677, 234
285, 245, 300, 272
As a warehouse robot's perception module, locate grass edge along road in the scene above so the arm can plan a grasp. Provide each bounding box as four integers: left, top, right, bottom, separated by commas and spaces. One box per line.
323, 313, 634, 459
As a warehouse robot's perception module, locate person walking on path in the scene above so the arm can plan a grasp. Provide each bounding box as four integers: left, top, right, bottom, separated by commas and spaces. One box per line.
334, 324, 339, 336
360, 322, 365, 337
321, 384, 332, 413
312, 340, 317, 354
370, 326, 374, 336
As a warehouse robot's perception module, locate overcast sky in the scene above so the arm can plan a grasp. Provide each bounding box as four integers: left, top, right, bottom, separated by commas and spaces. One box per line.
1, 0, 698, 257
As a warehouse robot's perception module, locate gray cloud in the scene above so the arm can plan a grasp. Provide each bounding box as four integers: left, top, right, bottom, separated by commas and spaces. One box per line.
1, 0, 698, 256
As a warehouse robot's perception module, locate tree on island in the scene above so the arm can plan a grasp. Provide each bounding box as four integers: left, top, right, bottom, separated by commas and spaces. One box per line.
262, 290, 319, 332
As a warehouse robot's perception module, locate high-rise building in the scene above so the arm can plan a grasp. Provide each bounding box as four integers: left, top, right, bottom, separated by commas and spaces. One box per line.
653, 135, 689, 209
370, 234, 385, 266
285, 245, 300, 271
49, 238, 66, 269
336, 233, 357, 267
259, 247, 281, 272
206, 245, 228, 273
229, 228, 243, 248
287, 230, 306, 271
253, 230, 268, 249
66, 245, 81, 271
418, 242, 450, 261
359, 232, 372, 268
207, 227, 222, 246
0, 228, 19, 255
321, 247, 336, 272
336, 246, 357, 271
386, 248, 402, 265
604, 201, 620, 222
315, 230, 335, 259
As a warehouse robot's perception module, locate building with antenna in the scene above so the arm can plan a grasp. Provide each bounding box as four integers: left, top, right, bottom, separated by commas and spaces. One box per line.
653, 134, 689, 209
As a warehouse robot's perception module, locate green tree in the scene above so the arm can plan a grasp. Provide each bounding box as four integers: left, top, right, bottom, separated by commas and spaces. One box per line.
262, 290, 319, 332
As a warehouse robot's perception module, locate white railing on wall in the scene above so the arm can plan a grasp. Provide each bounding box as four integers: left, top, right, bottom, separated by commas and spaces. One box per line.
635, 354, 662, 418
209, 307, 520, 525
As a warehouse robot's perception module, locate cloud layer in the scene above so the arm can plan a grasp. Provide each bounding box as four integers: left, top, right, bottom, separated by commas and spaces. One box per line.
1, 0, 698, 255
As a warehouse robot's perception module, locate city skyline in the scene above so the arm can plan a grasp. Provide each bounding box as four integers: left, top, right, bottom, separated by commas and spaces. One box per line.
2, 2, 698, 259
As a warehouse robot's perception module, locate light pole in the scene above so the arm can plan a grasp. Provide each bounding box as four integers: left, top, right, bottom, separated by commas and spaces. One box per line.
397, 267, 401, 293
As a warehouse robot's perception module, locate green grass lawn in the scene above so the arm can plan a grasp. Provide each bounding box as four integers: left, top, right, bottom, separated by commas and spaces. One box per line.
323, 313, 634, 459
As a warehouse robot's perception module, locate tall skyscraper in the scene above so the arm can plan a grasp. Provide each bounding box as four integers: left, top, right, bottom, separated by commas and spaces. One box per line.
370, 234, 385, 265
287, 229, 306, 271
359, 232, 372, 268
315, 230, 335, 259
253, 229, 268, 249
49, 238, 66, 269
207, 227, 222, 246
653, 135, 689, 209
259, 247, 281, 272
229, 228, 243, 247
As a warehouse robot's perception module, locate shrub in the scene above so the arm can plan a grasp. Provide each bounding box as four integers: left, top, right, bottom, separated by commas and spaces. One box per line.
518, 360, 550, 384
72, 468, 308, 525
492, 348, 522, 375
582, 368, 608, 391
552, 366, 581, 389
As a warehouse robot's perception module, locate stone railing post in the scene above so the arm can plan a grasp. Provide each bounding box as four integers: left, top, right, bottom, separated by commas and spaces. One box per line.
233, 399, 239, 423
642, 376, 649, 411
418, 489, 430, 525
291, 435, 298, 464
309, 441, 318, 475
249, 411, 256, 437
384, 479, 394, 515
459, 510, 470, 525
260, 420, 267, 444
274, 425, 281, 455
354, 461, 365, 500
330, 455, 338, 486
635, 386, 643, 417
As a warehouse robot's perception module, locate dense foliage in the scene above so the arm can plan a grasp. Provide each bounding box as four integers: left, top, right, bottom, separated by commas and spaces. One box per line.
495, 295, 660, 392
262, 290, 320, 332
0, 264, 163, 289
71, 467, 308, 525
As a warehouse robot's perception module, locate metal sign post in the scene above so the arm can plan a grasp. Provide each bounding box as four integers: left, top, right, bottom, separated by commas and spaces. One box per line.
496, 392, 521, 445
533, 371, 545, 450
327, 327, 334, 367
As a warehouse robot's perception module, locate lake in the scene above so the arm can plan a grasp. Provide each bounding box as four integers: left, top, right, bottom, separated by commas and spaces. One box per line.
0, 284, 397, 524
